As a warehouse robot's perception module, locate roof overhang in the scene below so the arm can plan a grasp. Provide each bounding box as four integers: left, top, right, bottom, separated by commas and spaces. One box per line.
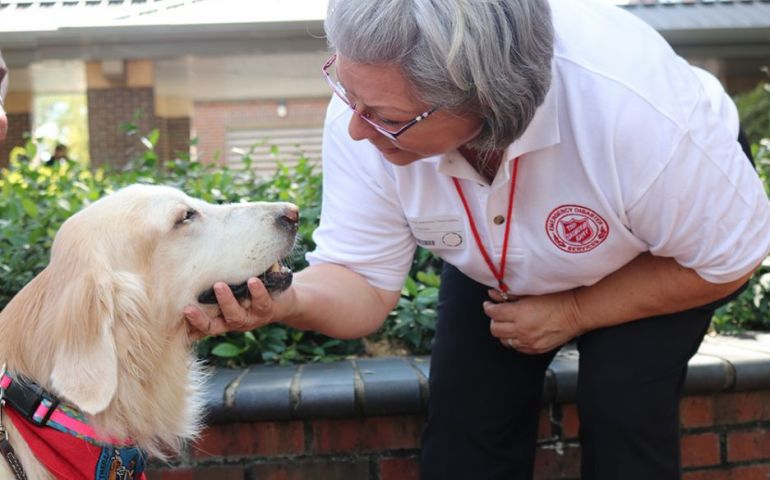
0, 0, 768, 67
0, 0, 328, 66
622, 2, 770, 58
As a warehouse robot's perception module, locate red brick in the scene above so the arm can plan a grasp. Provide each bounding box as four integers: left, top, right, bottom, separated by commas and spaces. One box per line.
537, 405, 579, 441
145, 469, 194, 480
680, 396, 715, 429
0, 112, 31, 167
157, 116, 191, 161
561, 404, 580, 439
727, 427, 770, 462
147, 466, 244, 480
681, 433, 721, 468
194, 466, 245, 480
714, 392, 770, 425
87, 87, 157, 167
192, 421, 304, 458
379, 457, 420, 480
310, 415, 424, 454
538, 408, 551, 439
249, 459, 370, 480
684, 465, 770, 480
534, 443, 581, 480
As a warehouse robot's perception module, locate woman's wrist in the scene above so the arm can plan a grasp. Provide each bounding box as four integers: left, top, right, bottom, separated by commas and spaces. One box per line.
271, 284, 306, 327
564, 289, 589, 336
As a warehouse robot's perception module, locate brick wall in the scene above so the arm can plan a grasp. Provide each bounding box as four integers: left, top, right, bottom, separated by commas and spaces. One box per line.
534, 392, 770, 479
192, 98, 328, 165
0, 112, 31, 167
87, 87, 157, 167
146, 390, 770, 480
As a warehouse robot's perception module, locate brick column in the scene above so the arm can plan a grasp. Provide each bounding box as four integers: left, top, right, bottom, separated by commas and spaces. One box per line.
157, 116, 191, 161
156, 95, 192, 162
86, 60, 157, 168
0, 112, 31, 167
0, 90, 33, 167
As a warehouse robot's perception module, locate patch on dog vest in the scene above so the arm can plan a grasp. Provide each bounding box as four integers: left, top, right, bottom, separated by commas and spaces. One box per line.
95, 446, 146, 479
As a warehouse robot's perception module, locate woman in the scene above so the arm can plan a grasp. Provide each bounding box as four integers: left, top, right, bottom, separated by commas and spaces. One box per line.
185, 0, 770, 478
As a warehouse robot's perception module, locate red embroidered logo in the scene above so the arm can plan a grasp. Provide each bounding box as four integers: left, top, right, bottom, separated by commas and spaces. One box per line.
545, 205, 609, 253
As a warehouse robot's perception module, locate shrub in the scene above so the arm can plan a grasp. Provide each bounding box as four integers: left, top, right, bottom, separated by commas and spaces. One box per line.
712, 76, 770, 334
0, 131, 439, 366
734, 68, 770, 147
712, 259, 770, 334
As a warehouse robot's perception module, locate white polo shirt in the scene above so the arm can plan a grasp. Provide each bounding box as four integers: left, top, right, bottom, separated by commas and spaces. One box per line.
307, 0, 770, 294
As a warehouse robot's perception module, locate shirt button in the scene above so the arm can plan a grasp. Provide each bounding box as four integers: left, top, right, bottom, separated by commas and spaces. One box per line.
493, 215, 505, 225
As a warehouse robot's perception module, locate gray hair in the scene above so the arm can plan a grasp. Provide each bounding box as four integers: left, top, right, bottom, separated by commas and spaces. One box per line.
324, 0, 554, 151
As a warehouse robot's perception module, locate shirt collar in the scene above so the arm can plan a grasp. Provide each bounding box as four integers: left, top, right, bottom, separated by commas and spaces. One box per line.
438, 64, 561, 183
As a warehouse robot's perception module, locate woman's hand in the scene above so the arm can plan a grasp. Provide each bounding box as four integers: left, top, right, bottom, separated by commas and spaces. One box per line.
184, 277, 291, 339
484, 254, 757, 355
484, 289, 584, 355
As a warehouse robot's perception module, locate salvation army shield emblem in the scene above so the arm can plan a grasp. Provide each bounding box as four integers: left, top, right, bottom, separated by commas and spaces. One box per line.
546, 205, 609, 253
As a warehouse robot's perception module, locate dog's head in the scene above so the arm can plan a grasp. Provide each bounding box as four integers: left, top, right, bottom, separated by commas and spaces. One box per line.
38, 184, 297, 417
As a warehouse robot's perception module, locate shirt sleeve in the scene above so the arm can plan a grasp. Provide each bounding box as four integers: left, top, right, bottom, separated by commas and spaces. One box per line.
305, 96, 417, 291
626, 87, 770, 284
690, 66, 739, 139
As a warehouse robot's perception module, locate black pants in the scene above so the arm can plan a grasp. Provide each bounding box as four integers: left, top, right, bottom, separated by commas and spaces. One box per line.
420, 263, 745, 480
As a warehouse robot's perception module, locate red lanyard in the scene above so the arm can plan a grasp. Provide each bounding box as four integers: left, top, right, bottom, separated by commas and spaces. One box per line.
452, 156, 520, 297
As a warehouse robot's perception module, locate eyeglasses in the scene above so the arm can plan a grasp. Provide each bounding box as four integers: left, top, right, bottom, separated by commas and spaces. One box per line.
322, 54, 437, 141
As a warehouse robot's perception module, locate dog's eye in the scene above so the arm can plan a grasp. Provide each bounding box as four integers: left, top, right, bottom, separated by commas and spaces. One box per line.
175, 209, 198, 226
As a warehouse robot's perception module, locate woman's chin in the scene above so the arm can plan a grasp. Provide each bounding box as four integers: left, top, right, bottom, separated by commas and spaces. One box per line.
378, 146, 422, 166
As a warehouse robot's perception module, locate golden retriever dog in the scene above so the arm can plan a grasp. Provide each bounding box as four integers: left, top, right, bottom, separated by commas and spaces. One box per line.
0, 184, 297, 480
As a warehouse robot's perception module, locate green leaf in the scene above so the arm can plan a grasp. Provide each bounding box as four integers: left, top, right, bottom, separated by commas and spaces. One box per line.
148, 129, 160, 147
403, 276, 418, 297
211, 342, 244, 358
21, 199, 38, 218
416, 270, 441, 288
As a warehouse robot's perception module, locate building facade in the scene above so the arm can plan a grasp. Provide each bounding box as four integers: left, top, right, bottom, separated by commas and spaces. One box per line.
0, 0, 768, 169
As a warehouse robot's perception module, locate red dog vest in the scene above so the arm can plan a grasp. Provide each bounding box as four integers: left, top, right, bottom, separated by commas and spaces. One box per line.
5, 407, 146, 480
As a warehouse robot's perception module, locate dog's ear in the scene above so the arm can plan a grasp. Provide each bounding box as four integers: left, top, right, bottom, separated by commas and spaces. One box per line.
49, 272, 120, 415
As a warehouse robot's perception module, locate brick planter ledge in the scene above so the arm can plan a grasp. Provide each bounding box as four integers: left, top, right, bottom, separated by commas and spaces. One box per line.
149, 333, 770, 480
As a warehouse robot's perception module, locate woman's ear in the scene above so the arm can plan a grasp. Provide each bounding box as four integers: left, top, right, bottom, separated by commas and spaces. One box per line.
49, 273, 119, 415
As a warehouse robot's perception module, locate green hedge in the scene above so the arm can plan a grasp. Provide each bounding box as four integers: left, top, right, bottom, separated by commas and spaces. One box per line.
713, 77, 770, 333
0, 129, 439, 366
734, 68, 770, 147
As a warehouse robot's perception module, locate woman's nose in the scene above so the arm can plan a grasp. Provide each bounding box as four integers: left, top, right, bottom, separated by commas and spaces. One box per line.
348, 112, 379, 142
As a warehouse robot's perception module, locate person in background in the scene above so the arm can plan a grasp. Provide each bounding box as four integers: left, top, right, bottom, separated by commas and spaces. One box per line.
46, 143, 70, 166
0, 50, 8, 143
185, 1, 770, 478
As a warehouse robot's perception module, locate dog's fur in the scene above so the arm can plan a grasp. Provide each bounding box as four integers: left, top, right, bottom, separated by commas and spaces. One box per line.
0, 184, 297, 479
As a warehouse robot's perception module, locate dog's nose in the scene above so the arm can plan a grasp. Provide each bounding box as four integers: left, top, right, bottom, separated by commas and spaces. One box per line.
277, 206, 300, 231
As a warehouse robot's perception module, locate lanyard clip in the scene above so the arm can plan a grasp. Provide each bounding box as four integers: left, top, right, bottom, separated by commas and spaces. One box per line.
497, 281, 511, 302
